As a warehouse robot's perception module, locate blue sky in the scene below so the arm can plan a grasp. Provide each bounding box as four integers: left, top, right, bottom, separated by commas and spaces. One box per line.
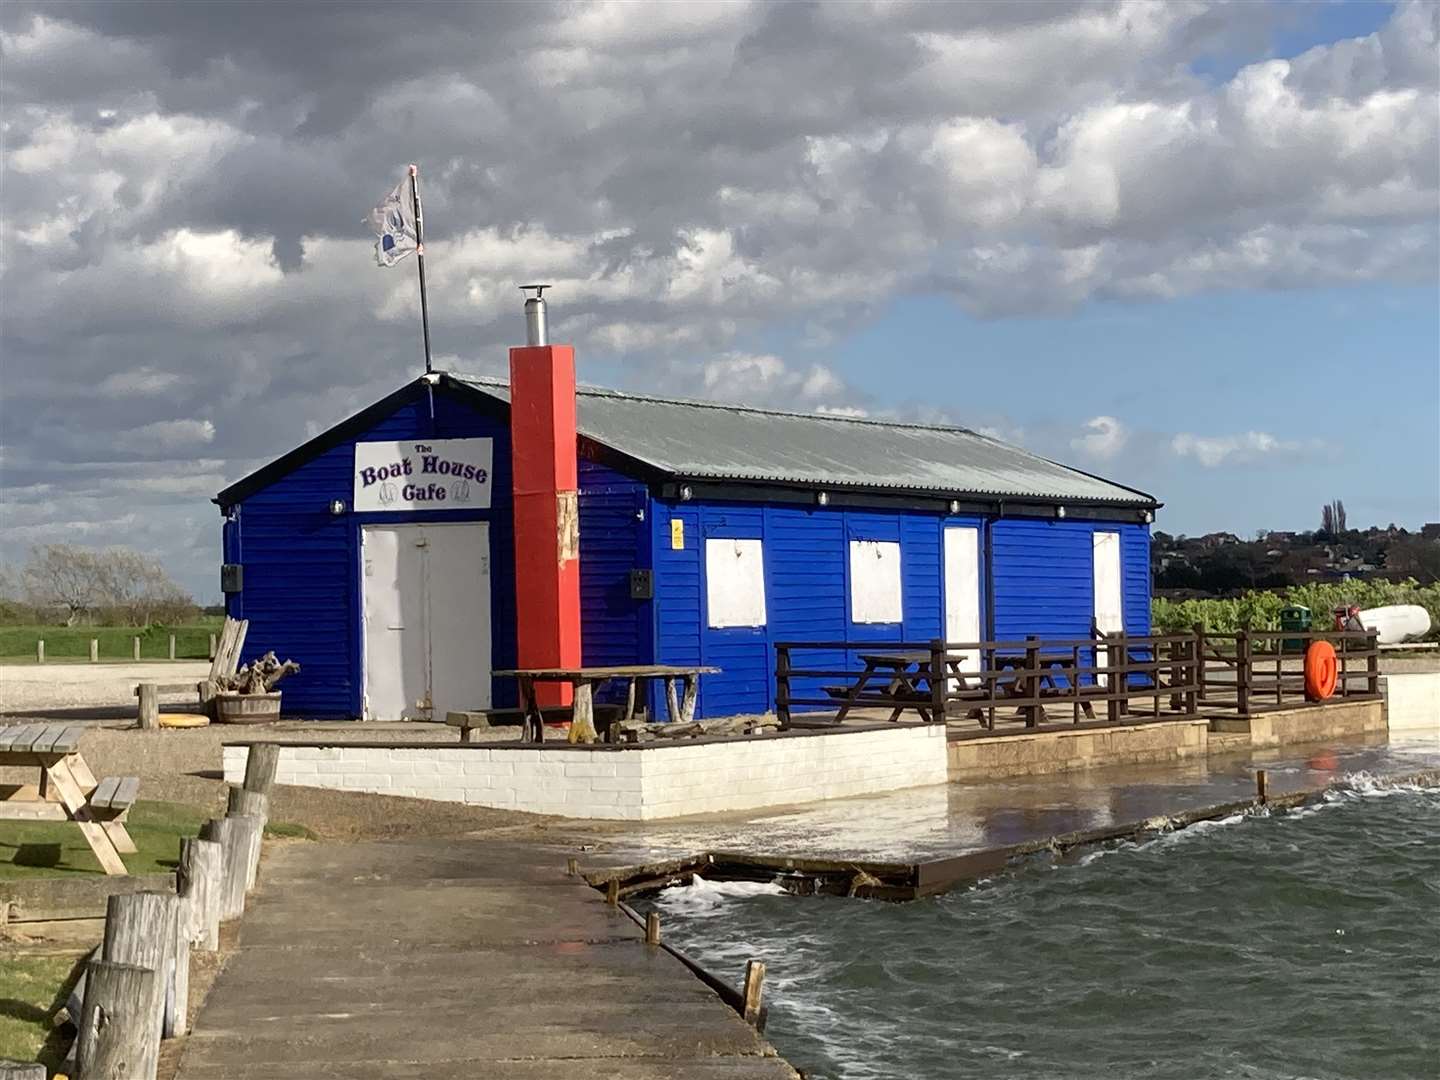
2, 0, 1436, 599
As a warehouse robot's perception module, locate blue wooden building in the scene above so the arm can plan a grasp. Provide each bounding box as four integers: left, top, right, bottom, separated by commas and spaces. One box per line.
214, 372, 1159, 720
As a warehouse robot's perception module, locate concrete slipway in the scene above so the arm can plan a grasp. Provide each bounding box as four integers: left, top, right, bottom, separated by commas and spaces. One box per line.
173, 733, 1437, 1077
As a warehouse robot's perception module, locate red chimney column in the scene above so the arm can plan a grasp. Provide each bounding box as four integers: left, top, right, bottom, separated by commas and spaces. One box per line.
509, 342, 581, 706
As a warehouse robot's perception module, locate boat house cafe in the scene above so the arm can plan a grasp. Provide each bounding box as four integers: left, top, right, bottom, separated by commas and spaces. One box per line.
212, 304, 1159, 726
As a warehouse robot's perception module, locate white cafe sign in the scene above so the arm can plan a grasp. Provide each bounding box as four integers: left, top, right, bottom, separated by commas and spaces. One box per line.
353, 438, 493, 512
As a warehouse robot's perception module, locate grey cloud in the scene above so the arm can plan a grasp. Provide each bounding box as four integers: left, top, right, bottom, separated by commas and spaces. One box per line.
0, 0, 1435, 596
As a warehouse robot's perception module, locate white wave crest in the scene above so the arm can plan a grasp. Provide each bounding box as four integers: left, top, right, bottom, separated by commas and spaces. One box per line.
654, 875, 788, 917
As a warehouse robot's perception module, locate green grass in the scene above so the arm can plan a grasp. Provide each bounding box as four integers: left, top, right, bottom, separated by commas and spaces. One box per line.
0, 799, 315, 880
0, 618, 223, 663
0, 949, 86, 1066
0, 799, 208, 880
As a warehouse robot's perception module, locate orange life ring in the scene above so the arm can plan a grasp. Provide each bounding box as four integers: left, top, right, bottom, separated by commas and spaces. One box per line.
1304, 641, 1338, 701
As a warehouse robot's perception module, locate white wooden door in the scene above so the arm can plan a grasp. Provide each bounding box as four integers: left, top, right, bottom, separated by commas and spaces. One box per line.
944, 526, 982, 680
1092, 531, 1124, 687
425, 522, 492, 718
361, 523, 492, 720
362, 525, 429, 721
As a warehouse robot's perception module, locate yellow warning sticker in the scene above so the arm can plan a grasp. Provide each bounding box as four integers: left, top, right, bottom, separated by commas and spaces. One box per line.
670, 518, 685, 550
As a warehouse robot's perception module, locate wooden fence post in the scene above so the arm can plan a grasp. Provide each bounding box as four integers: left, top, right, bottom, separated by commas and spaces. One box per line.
90, 638, 99, 663
1366, 630, 1379, 697
132, 636, 141, 661
1185, 632, 1199, 716
645, 911, 661, 946
208, 633, 218, 660
201, 818, 255, 920
76, 960, 159, 1080
929, 638, 947, 724
227, 787, 269, 889
1022, 636, 1041, 727
1101, 634, 1119, 723
137, 684, 159, 731
742, 959, 766, 1026
102, 892, 184, 1045
242, 742, 280, 795
36, 639, 44, 664
1192, 622, 1207, 703
1236, 630, 1251, 716
774, 645, 791, 729
168, 634, 176, 661
177, 837, 223, 952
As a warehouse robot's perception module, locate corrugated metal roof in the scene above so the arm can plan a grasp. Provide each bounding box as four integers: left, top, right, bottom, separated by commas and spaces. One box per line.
449, 373, 1156, 507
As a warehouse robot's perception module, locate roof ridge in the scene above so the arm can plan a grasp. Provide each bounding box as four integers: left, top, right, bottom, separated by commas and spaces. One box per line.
445, 369, 987, 438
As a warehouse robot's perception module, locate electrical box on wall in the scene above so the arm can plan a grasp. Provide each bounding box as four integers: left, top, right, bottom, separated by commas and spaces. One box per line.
629, 568, 654, 600
221, 563, 243, 594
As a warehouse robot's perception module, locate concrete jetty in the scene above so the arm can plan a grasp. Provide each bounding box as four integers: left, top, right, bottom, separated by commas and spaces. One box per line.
172, 836, 797, 1079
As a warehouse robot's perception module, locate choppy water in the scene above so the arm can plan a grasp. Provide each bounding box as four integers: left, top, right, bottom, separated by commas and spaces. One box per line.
647, 775, 1440, 1080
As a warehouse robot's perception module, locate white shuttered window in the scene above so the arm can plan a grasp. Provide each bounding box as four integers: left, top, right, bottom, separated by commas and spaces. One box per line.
705, 538, 767, 628
849, 540, 903, 624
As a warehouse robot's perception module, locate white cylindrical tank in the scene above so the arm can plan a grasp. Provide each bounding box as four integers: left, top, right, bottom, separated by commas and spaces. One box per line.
1357, 604, 1432, 644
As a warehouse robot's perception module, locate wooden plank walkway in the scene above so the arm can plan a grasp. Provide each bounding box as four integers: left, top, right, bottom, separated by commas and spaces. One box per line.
173, 836, 797, 1079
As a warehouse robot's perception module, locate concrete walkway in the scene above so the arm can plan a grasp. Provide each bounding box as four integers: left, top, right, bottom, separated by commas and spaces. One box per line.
173, 836, 797, 1079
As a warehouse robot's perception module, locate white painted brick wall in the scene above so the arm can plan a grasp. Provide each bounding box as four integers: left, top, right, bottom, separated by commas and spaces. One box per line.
221, 724, 946, 821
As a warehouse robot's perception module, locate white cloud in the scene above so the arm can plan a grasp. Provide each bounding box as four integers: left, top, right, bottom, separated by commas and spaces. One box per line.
1170, 430, 1316, 467
115, 419, 217, 453
1070, 415, 1128, 461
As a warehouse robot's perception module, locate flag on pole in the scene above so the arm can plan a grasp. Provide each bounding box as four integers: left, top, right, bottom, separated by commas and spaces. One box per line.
367, 174, 418, 267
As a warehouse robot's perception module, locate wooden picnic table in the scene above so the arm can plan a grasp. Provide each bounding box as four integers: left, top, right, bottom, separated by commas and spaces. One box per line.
832, 650, 1095, 726
833, 651, 974, 723
495, 665, 720, 744
0, 723, 139, 875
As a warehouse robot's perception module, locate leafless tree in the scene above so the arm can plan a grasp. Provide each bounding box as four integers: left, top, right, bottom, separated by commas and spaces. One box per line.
23, 544, 196, 626
23, 544, 110, 624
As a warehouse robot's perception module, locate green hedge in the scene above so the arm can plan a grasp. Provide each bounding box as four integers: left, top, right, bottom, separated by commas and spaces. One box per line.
1152, 579, 1440, 639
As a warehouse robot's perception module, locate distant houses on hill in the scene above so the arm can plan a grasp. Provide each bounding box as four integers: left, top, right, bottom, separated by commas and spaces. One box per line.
1153, 524, 1440, 594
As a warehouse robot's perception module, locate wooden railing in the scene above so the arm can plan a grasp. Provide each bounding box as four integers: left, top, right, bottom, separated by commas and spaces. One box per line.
773, 627, 1379, 732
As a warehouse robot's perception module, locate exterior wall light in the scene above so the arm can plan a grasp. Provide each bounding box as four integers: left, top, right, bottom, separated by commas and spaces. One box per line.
1142, 510, 1154, 524
816, 491, 830, 507
679, 485, 693, 502
1056, 506, 1067, 519
329, 499, 347, 515
949, 500, 961, 515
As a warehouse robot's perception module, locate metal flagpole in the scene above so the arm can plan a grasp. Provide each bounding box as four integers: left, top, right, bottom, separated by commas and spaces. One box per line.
408, 163, 434, 375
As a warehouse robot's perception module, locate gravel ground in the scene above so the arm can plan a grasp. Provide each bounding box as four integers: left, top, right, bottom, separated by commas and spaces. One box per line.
0, 661, 212, 714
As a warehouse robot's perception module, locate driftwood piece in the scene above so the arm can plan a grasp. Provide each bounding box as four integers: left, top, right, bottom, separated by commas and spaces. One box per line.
177, 837, 223, 951
54, 944, 100, 1030
617, 715, 782, 742
76, 959, 159, 1080
214, 651, 300, 695
101, 892, 183, 1045
242, 742, 280, 794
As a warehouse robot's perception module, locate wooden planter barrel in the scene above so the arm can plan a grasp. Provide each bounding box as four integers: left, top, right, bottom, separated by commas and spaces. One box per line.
214, 692, 281, 725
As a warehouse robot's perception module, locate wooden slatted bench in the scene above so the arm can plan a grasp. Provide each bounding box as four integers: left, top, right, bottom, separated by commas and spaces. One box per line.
88, 776, 141, 818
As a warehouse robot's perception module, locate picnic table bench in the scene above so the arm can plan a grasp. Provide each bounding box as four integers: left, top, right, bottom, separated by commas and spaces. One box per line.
0, 723, 139, 875
495, 665, 720, 744
828, 650, 1099, 726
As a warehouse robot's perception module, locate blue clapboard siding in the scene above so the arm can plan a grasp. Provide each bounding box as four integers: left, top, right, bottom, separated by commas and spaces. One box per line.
767, 507, 847, 714
578, 459, 651, 703
650, 502, 1007, 718
990, 519, 1151, 643
698, 505, 771, 717
224, 385, 516, 717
